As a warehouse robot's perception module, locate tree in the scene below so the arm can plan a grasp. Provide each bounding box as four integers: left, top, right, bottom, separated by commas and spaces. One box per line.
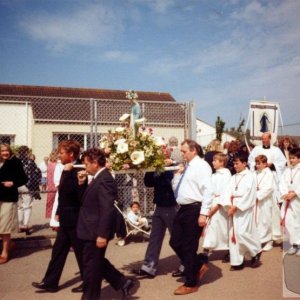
215, 116, 225, 141
225, 118, 246, 141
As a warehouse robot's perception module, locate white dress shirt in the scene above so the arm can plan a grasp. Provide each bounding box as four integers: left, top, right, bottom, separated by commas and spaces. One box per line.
172, 155, 214, 215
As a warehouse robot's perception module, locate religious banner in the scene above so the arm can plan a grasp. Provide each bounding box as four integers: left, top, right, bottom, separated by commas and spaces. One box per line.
248, 100, 280, 146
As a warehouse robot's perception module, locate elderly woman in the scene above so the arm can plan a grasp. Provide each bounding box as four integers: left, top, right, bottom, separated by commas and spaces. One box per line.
0, 144, 27, 264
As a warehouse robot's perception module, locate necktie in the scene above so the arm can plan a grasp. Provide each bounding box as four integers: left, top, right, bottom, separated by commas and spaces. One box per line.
174, 165, 188, 198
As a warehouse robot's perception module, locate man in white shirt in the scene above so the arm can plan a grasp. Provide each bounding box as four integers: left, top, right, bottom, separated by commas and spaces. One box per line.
170, 139, 213, 296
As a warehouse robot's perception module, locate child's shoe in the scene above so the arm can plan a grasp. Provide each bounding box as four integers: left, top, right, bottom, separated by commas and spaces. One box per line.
287, 245, 298, 255
262, 241, 273, 252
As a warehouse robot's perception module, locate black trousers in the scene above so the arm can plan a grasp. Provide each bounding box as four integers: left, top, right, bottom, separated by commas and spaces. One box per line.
169, 204, 203, 287
43, 226, 84, 287
82, 241, 125, 300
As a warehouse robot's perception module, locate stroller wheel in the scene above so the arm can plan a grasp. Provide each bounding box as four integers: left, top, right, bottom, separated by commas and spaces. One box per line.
117, 239, 126, 246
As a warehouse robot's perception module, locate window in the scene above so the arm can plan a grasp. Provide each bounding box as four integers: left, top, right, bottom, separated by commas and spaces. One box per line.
53, 133, 102, 150
0, 135, 15, 145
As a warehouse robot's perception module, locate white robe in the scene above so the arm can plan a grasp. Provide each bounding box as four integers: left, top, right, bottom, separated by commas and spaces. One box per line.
248, 145, 287, 178
279, 163, 300, 245
203, 168, 231, 250
248, 145, 286, 240
224, 168, 261, 266
255, 168, 274, 243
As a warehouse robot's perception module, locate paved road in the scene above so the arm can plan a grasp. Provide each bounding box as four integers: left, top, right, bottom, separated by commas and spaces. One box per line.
0, 196, 299, 300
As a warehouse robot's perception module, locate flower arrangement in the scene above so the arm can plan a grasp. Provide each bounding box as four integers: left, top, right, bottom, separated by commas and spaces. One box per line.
99, 90, 170, 172
99, 123, 168, 172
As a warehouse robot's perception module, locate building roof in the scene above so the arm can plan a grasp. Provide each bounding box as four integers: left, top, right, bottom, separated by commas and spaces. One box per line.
0, 84, 184, 126
0, 84, 175, 102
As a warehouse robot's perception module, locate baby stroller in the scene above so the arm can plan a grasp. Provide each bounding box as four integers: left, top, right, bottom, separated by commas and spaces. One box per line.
114, 201, 150, 246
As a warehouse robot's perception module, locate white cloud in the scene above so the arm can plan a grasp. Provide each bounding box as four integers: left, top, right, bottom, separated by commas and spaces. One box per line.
129, 0, 176, 13
101, 50, 139, 63
20, 3, 123, 51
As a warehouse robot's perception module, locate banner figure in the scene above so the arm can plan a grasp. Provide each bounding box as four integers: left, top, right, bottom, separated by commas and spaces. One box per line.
248, 101, 280, 146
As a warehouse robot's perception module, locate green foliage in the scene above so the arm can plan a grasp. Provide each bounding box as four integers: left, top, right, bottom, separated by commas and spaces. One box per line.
225, 118, 247, 142
215, 116, 225, 141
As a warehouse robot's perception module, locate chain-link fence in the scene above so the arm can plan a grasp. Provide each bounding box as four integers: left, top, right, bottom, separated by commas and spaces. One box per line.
0, 96, 193, 216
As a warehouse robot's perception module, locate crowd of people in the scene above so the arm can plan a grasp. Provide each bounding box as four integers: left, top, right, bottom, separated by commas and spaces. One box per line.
0, 132, 299, 299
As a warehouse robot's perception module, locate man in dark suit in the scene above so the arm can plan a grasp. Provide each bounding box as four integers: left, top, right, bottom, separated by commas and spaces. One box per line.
32, 140, 84, 292
77, 148, 133, 300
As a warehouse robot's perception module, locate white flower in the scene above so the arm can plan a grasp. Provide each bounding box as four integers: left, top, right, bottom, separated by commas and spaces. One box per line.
115, 126, 125, 133
154, 136, 165, 146
114, 138, 126, 145
117, 143, 129, 154
119, 113, 130, 122
130, 151, 145, 165
135, 117, 146, 124
99, 141, 109, 149
140, 130, 149, 137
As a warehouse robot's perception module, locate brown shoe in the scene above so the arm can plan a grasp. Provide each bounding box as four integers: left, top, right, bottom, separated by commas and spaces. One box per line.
174, 285, 198, 295
0, 256, 9, 264
198, 264, 209, 280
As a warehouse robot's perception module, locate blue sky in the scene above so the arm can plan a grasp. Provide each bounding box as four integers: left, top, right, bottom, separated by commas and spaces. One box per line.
0, 0, 299, 132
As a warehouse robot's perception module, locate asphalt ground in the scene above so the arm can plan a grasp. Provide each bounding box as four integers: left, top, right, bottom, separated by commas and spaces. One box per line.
0, 196, 299, 300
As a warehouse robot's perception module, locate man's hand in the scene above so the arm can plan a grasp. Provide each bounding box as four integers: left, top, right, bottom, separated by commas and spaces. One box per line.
96, 237, 107, 249
1, 181, 13, 187
63, 163, 74, 171
198, 214, 207, 227
164, 158, 173, 166
77, 170, 88, 185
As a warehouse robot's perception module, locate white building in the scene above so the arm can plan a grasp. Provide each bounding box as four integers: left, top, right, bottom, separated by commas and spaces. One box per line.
196, 118, 235, 147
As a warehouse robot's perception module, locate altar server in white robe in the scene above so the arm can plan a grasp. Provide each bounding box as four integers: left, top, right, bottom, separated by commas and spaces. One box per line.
224, 153, 262, 271
254, 155, 274, 251
248, 132, 286, 242
203, 153, 231, 255
279, 147, 300, 256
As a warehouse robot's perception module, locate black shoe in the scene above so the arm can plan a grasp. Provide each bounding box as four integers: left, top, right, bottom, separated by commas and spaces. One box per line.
230, 263, 244, 271
72, 283, 83, 293
32, 281, 58, 293
172, 270, 184, 277
251, 252, 262, 268
222, 252, 230, 263
121, 279, 134, 299
132, 268, 154, 278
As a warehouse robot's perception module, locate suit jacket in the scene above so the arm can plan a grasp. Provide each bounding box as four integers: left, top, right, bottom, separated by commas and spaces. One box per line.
77, 168, 117, 241
0, 156, 28, 202
56, 160, 84, 228
144, 171, 177, 207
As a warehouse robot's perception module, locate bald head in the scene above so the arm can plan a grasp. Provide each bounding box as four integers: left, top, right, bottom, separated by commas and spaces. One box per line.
261, 132, 271, 147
